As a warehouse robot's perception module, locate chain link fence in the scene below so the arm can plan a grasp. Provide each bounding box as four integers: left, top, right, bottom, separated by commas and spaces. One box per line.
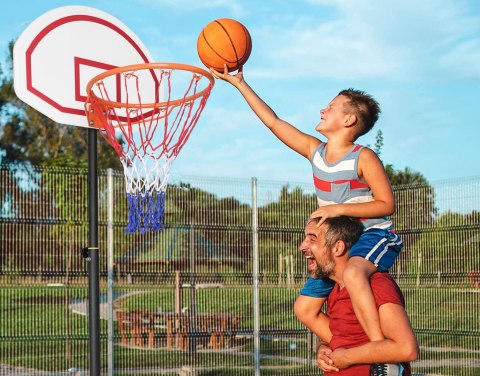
1, 164, 479, 375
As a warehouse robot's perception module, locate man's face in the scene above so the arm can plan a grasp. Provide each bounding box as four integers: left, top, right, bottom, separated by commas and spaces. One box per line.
299, 220, 335, 279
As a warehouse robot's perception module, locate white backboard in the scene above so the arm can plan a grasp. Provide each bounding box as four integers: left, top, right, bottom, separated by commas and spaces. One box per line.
13, 6, 154, 127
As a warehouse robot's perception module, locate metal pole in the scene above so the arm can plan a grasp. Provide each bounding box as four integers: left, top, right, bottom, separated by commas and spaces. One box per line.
107, 169, 114, 376
87, 129, 101, 375
189, 223, 197, 362
252, 177, 260, 376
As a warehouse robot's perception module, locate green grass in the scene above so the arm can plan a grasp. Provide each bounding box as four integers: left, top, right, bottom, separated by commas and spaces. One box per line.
0, 284, 102, 370
117, 283, 301, 330
401, 286, 480, 347
0, 285, 90, 338
1, 283, 479, 374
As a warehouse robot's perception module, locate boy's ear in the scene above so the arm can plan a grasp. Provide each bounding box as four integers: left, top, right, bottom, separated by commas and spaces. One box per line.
345, 114, 357, 127
332, 240, 348, 256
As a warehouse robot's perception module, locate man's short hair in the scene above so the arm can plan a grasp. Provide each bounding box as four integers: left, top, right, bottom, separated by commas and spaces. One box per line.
338, 88, 381, 139
319, 216, 363, 251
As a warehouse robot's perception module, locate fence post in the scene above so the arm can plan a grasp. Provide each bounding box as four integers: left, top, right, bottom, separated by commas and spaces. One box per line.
107, 169, 114, 376
290, 254, 295, 288
278, 253, 283, 286
285, 255, 290, 286
252, 177, 260, 376
189, 223, 197, 362
416, 252, 422, 288
307, 330, 314, 366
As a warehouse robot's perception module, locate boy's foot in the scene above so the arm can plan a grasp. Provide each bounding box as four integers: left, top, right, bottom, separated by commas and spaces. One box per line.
370, 363, 404, 376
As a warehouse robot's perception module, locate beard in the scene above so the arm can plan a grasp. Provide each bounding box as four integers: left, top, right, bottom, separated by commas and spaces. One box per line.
311, 254, 335, 279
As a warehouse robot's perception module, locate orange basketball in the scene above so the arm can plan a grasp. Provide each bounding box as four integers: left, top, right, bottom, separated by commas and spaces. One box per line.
197, 18, 252, 72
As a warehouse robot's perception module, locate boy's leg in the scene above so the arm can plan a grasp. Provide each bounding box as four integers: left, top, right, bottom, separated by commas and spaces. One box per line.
345, 229, 403, 342
342, 257, 383, 341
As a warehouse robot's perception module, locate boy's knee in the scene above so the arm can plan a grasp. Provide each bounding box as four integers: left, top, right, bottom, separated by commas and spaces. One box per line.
343, 258, 376, 286
343, 262, 362, 282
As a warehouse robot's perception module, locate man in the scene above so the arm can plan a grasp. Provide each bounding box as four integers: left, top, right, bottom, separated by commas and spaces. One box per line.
299, 216, 418, 375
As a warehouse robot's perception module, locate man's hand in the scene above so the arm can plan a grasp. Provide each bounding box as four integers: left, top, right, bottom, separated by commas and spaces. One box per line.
317, 344, 339, 372
330, 347, 353, 369
310, 205, 342, 227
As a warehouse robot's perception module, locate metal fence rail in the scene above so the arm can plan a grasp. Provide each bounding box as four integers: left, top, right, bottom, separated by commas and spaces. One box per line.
0, 164, 479, 375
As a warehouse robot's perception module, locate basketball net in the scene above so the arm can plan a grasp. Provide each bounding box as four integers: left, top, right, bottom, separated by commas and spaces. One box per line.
85, 63, 214, 233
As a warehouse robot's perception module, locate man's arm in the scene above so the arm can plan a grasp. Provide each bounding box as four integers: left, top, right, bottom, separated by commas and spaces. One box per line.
329, 302, 419, 369
294, 295, 329, 340
312, 313, 340, 373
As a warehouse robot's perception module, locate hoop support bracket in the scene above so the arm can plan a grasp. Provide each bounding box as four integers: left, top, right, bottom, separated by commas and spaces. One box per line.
81, 246, 99, 261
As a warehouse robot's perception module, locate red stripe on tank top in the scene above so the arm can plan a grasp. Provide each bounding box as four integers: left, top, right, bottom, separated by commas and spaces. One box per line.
313, 175, 370, 191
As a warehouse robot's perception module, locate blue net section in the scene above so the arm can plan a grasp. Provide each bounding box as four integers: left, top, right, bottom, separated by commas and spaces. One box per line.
126, 191, 166, 234
121, 155, 173, 234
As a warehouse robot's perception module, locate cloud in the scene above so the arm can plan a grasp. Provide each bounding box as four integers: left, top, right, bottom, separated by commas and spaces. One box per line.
135, 0, 247, 18
250, 0, 480, 82
175, 140, 309, 181
440, 38, 480, 80
255, 21, 402, 81
172, 102, 311, 180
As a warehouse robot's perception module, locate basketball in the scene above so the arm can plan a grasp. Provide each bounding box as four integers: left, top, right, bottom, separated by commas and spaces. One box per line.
197, 18, 252, 72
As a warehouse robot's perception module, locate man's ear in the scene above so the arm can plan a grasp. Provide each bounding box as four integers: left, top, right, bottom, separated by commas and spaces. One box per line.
332, 240, 348, 256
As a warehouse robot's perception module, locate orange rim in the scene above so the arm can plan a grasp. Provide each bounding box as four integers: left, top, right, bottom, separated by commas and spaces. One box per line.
85, 62, 215, 108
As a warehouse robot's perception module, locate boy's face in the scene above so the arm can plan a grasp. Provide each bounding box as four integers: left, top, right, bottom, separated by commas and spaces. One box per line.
315, 95, 352, 135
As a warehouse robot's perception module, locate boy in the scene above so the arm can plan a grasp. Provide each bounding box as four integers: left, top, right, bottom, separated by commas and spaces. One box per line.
211, 65, 402, 345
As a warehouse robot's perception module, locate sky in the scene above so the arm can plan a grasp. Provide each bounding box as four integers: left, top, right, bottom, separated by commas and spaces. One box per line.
1, 0, 480, 187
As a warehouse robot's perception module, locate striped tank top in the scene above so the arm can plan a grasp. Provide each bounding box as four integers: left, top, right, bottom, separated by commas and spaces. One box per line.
310, 143, 392, 230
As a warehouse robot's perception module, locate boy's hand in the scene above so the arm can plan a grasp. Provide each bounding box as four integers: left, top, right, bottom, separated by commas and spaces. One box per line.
310, 205, 342, 227
210, 64, 244, 87
317, 344, 339, 372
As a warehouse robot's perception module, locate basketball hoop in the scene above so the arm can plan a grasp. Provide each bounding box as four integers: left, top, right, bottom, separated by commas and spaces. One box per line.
85, 63, 214, 233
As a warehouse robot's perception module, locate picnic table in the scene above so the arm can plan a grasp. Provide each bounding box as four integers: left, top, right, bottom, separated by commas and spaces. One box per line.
116, 310, 241, 350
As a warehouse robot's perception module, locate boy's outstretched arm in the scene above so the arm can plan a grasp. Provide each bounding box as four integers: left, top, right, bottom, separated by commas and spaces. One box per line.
211, 65, 321, 159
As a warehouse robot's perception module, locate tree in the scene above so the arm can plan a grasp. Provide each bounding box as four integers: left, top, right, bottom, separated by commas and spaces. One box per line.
371, 131, 437, 265
166, 183, 252, 273
259, 185, 316, 231
403, 211, 480, 285
385, 165, 437, 230
386, 164, 430, 186
373, 129, 384, 157
0, 41, 121, 170
371, 128, 437, 230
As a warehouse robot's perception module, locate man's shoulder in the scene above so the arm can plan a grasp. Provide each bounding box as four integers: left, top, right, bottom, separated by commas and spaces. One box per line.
371, 271, 396, 283
370, 272, 398, 290
370, 272, 405, 307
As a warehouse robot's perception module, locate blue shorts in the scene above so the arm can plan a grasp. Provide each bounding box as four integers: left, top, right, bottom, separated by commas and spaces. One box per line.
300, 276, 335, 298
300, 228, 403, 298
